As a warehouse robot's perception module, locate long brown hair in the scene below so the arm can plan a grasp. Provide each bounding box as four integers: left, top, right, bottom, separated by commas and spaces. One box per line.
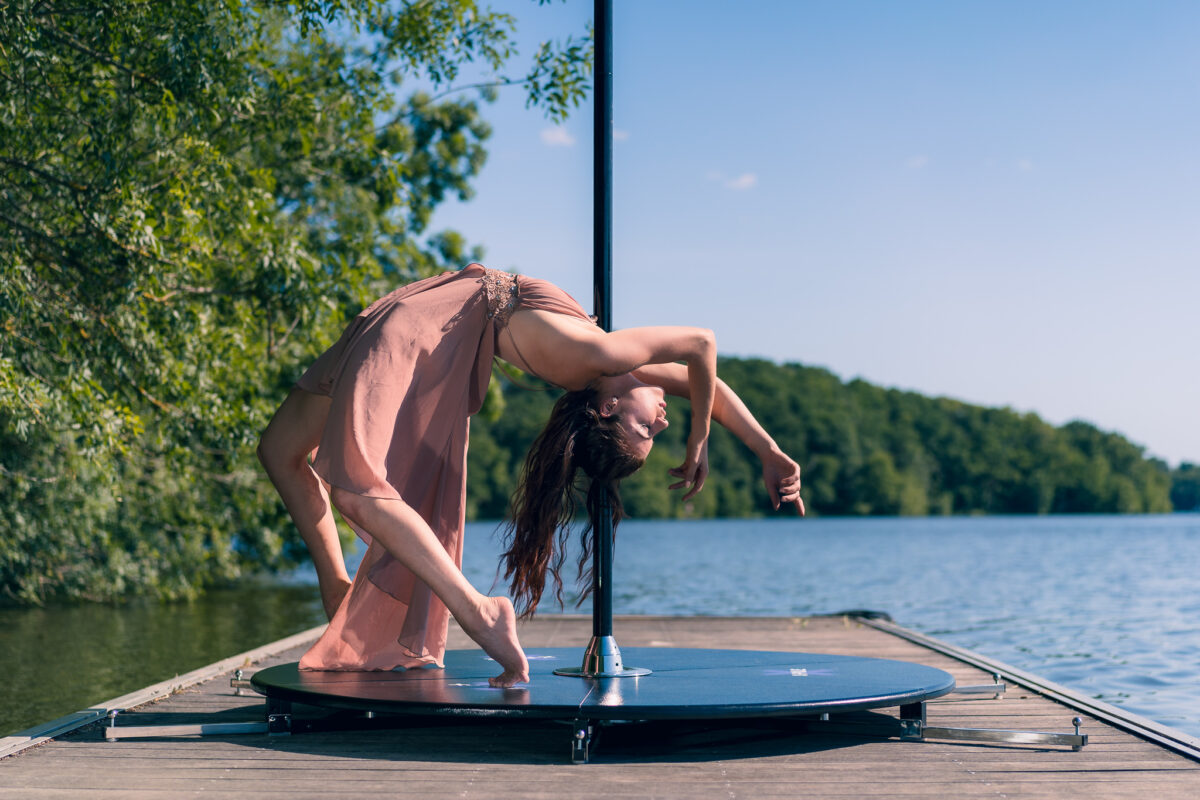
501, 384, 644, 618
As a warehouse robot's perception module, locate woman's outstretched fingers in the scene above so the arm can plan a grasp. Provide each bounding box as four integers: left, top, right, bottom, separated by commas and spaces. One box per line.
782, 474, 805, 515
668, 440, 709, 499
761, 449, 804, 515
668, 461, 695, 491
781, 485, 805, 516
668, 460, 707, 500
682, 466, 706, 501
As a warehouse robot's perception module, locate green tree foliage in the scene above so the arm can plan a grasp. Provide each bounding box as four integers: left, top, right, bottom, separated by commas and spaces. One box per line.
467, 358, 1178, 522
1171, 464, 1200, 512
1, 0, 591, 604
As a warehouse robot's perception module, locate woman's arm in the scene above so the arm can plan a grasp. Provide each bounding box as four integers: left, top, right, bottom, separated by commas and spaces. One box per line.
633, 363, 806, 515
502, 311, 713, 388
594, 327, 717, 495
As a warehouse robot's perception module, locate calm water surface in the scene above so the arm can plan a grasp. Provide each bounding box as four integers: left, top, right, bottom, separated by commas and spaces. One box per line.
3, 514, 1198, 739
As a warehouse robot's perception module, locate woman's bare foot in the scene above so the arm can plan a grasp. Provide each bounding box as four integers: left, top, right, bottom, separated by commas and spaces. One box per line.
460, 596, 529, 687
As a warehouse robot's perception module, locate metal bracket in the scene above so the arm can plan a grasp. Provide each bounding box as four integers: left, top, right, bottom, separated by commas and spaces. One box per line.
571, 720, 596, 764
798, 705, 1087, 751
938, 673, 1006, 701
102, 697, 297, 741
267, 713, 292, 736
230, 669, 253, 696
945, 682, 1007, 699
104, 710, 268, 741
914, 717, 1087, 750
266, 698, 293, 736
553, 636, 651, 679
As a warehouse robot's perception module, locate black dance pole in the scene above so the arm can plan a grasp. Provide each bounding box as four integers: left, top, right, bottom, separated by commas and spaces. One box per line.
555, 0, 648, 679
592, 0, 614, 642
592, 0, 613, 337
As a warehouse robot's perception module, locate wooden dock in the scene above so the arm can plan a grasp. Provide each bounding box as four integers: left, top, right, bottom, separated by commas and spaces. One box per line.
3, 614, 1199, 799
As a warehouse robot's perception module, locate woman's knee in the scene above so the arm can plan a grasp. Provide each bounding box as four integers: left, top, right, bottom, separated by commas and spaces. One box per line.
329, 486, 363, 521
259, 389, 329, 472
256, 428, 301, 475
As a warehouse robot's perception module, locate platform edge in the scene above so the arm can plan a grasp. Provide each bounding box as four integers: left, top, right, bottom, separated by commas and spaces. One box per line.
0, 623, 326, 760
857, 615, 1200, 762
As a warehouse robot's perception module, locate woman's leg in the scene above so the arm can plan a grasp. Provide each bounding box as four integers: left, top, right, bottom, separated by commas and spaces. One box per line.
329, 487, 530, 688
258, 388, 351, 619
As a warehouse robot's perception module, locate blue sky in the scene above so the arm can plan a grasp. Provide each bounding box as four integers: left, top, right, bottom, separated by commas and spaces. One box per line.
423, 0, 1200, 466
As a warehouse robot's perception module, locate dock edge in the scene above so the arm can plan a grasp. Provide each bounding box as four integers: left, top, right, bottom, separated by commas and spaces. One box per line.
0, 624, 327, 760
855, 615, 1200, 762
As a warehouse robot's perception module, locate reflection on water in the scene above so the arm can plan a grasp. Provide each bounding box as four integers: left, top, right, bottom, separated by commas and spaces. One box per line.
3, 514, 1199, 740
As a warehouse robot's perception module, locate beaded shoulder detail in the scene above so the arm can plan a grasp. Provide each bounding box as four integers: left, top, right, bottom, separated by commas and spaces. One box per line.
480, 268, 519, 327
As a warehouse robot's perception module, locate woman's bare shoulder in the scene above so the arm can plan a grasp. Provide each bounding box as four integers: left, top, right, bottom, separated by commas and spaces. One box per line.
500, 308, 606, 390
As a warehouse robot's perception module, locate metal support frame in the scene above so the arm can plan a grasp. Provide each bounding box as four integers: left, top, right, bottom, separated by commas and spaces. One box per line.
933, 674, 1006, 702
564, 701, 1084, 763
104, 709, 269, 741
794, 700, 1087, 752
100, 672, 1086, 761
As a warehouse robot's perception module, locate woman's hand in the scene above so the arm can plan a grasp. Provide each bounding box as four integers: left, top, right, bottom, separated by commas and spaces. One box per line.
669, 437, 709, 501
763, 449, 805, 515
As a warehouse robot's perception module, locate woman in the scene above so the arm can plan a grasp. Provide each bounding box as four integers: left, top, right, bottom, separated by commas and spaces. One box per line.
258, 264, 803, 688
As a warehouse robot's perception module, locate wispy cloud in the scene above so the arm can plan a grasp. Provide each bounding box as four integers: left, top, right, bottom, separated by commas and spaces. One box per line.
706, 170, 757, 191
613, 128, 630, 141
1016, 157, 1034, 172
540, 127, 576, 147
906, 154, 930, 169
725, 173, 757, 190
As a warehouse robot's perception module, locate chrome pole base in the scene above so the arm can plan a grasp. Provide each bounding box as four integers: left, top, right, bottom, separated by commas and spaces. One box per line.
553, 635, 651, 678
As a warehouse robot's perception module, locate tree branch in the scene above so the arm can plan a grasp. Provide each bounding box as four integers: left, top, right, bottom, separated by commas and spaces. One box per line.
36, 19, 164, 90
0, 463, 60, 484
0, 155, 91, 193
267, 314, 301, 357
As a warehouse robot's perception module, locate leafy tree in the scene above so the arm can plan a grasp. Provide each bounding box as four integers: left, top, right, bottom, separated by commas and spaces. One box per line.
1170, 463, 1200, 512
1, 0, 591, 604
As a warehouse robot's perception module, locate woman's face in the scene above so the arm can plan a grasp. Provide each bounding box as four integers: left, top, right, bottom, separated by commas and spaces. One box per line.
596, 374, 669, 460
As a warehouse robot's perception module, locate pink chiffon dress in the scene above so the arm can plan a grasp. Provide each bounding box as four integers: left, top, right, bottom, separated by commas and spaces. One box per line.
295, 263, 593, 671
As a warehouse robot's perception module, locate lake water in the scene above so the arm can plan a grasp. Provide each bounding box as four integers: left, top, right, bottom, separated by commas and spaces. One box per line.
3, 514, 1198, 739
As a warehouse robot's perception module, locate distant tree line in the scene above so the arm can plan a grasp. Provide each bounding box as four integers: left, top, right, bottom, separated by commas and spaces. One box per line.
1173, 464, 1200, 512
468, 357, 1188, 521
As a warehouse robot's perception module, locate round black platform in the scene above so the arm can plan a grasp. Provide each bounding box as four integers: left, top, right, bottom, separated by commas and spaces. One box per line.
252, 648, 955, 721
